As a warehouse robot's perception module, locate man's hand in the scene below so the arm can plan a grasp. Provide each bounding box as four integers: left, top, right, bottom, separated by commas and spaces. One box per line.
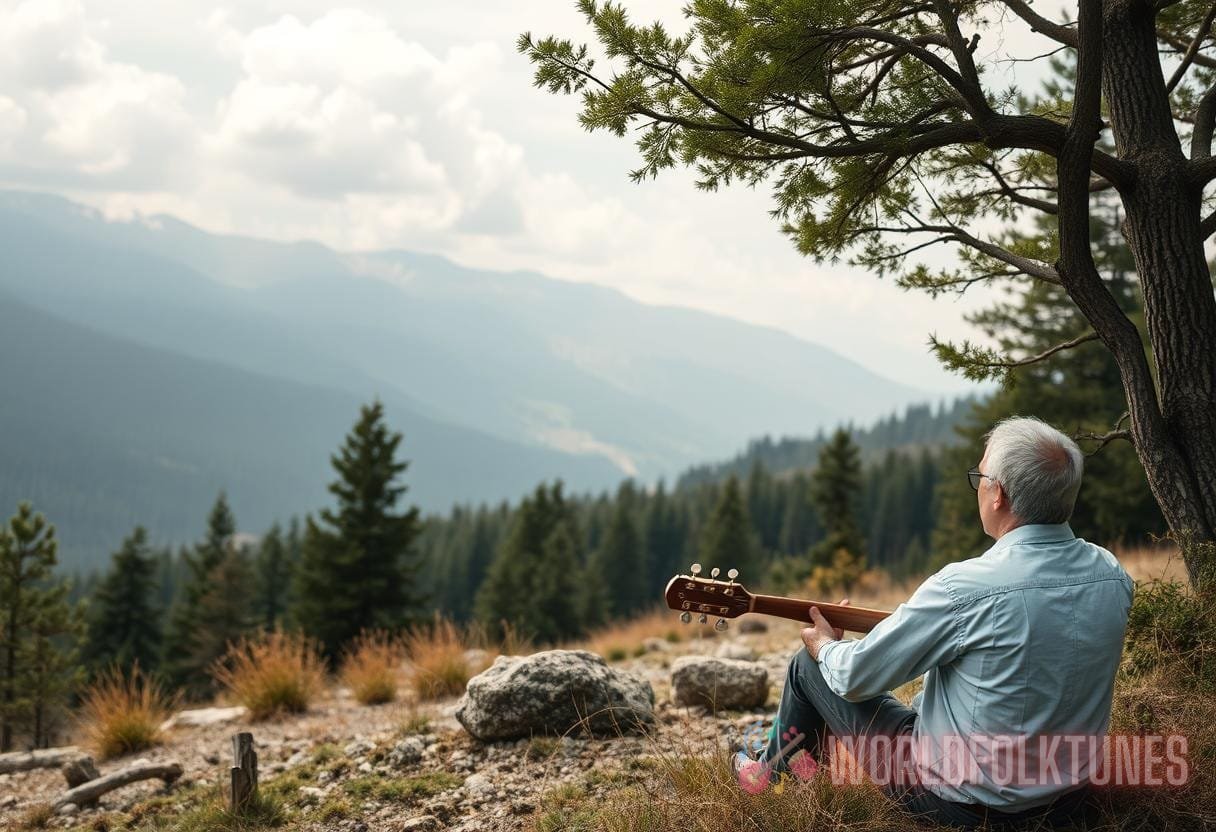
801, 598, 849, 660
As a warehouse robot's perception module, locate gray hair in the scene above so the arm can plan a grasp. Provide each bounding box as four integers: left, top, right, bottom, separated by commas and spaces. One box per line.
983, 417, 1084, 524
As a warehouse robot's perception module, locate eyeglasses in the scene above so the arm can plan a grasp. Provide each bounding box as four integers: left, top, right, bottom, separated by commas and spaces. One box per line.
967, 467, 993, 491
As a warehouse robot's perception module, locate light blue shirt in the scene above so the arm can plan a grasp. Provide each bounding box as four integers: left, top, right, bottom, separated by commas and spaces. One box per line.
818, 524, 1133, 810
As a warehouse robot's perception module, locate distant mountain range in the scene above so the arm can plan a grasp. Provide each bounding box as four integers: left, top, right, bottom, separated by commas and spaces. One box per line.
0, 190, 932, 568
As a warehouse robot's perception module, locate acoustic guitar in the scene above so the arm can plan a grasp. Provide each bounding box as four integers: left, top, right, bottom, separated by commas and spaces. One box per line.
664, 563, 891, 634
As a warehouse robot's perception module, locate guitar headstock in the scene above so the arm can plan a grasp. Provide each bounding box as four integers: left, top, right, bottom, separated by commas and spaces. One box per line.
663, 563, 753, 632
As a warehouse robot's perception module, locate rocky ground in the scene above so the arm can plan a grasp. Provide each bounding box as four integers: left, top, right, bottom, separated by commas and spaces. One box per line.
0, 618, 814, 832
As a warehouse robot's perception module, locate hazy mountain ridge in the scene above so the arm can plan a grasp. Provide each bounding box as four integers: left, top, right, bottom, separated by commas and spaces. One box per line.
0, 291, 626, 568
0, 190, 934, 567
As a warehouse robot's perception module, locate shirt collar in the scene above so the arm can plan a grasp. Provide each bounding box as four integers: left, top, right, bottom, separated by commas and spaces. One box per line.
989, 522, 1076, 551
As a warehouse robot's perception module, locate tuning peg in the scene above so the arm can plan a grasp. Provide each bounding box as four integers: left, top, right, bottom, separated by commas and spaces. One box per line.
710, 567, 720, 578
714, 618, 728, 632
698, 613, 708, 625
690, 563, 702, 576
727, 568, 738, 581
680, 611, 692, 624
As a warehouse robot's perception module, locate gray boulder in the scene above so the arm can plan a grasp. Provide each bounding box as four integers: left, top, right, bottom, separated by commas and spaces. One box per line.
671, 655, 768, 710
455, 649, 655, 741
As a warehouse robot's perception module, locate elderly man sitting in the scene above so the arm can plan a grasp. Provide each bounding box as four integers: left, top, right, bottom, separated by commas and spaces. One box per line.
735, 416, 1134, 829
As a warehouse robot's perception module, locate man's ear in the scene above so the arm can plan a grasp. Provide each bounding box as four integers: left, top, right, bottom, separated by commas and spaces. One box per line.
991, 481, 1007, 511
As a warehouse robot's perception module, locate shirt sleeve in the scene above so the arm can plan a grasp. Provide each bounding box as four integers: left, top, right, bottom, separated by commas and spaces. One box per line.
816, 574, 963, 702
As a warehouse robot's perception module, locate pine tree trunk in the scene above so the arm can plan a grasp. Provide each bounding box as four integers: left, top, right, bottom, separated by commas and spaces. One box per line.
2, 582, 18, 752
1097, 0, 1216, 587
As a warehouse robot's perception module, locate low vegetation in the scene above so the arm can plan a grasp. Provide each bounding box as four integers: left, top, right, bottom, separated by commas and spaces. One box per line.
401, 613, 535, 700
343, 771, 463, 803
78, 664, 174, 759
210, 630, 326, 719
577, 608, 711, 663
340, 629, 404, 705
403, 615, 476, 701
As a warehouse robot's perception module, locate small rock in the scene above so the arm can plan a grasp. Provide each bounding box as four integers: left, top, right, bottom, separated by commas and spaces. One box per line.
56, 803, 78, 816
357, 761, 373, 773
344, 739, 374, 757
387, 737, 425, 767
61, 756, 100, 788
299, 786, 326, 799
203, 752, 220, 765
317, 769, 336, 784
715, 642, 758, 661
159, 705, 247, 730
401, 817, 440, 832
286, 750, 308, 767
0, 794, 17, 808
463, 772, 494, 796
671, 655, 768, 710
738, 618, 768, 634
641, 637, 669, 653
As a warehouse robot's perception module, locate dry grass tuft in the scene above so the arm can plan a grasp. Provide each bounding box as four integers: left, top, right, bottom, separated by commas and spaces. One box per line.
1112, 545, 1190, 584
404, 615, 475, 701
211, 629, 326, 720
577, 607, 715, 662
530, 726, 902, 832
78, 663, 175, 759
340, 629, 404, 705
15, 803, 54, 830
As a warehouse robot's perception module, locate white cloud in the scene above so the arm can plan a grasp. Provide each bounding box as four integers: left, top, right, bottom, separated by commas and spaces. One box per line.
0, 0, 194, 187
0, 0, 1026, 393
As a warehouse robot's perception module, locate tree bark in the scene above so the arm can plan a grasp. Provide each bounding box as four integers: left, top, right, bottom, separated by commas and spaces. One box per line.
1060, 0, 1216, 588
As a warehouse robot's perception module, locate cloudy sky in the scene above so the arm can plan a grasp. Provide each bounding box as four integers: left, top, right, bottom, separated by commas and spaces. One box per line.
0, 0, 1062, 392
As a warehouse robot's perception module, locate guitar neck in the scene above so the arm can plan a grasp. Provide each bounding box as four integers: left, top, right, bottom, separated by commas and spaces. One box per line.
749, 593, 890, 633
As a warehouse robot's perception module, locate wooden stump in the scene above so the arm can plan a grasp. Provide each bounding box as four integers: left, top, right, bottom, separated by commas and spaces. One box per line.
228, 732, 258, 812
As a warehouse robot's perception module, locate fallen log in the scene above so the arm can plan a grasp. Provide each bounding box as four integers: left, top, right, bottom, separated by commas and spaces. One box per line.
0, 746, 83, 774
52, 759, 182, 810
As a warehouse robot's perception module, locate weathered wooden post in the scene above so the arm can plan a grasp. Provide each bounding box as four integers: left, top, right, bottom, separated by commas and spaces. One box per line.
229, 732, 258, 812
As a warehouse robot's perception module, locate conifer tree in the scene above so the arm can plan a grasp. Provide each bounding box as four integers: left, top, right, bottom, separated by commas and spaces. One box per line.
24, 587, 83, 748
253, 523, 292, 630
808, 430, 866, 569
642, 481, 685, 591
930, 202, 1160, 569
156, 547, 180, 612
588, 483, 646, 619
291, 401, 424, 658
698, 477, 760, 583
191, 542, 255, 671
84, 526, 161, 673
475, 482, 585, 643
161, 492, 242, 694
0, 502, 81, 751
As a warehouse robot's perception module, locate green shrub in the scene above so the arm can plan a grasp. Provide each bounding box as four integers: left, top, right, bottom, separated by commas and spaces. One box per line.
1124, 579, 1216, 690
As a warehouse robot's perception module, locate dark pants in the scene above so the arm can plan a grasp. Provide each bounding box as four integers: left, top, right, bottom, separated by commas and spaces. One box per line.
760, 649, 1093, 830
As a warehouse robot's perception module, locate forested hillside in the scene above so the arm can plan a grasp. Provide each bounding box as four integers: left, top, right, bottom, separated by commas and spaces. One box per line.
677, 399, 973, 488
